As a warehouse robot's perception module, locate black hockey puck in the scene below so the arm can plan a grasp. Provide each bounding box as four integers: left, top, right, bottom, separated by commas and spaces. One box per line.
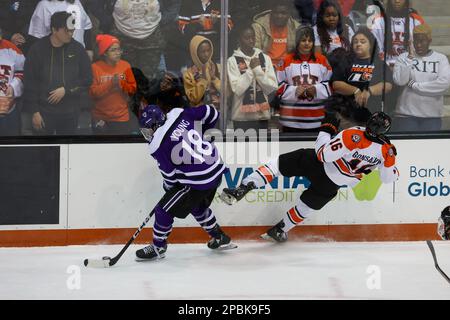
83, 259, 88, 266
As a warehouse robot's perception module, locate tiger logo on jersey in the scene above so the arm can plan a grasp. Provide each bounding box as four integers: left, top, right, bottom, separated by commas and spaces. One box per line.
351, 134, 361, 143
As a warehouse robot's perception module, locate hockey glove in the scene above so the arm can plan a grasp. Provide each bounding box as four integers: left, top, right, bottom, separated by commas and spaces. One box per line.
378, 134, 397, 156
319, 112, 340, 136
438, 206, 450, 240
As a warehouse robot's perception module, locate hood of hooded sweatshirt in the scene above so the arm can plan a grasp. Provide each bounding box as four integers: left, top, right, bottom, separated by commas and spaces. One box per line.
189, 35, 214, 69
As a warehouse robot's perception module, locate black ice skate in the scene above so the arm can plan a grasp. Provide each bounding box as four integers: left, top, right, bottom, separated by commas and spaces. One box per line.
207, 226, 237, 250
220, 182, 256, 205
135, 244, 167, 261
261, 221, 288, 243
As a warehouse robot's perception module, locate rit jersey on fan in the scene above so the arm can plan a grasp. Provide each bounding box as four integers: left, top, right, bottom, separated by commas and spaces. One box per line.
315, 127, 399, 187
276, 53, 332, 129
147, 105, 227, 190
0, 40, 24, 100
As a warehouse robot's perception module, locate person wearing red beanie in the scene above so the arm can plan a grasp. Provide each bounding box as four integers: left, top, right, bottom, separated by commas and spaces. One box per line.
90, 34, 137, 135
96, 34, 120, 56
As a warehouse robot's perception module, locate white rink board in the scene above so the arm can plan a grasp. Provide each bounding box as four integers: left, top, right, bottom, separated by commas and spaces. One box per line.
66, 140, 449, 229
1, 139, 449, 231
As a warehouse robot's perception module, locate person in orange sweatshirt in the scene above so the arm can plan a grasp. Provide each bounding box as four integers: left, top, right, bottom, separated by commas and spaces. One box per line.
90, 34, 137, 135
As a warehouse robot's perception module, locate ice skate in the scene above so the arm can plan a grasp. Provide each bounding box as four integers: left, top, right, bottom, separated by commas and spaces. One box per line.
207, 226, 237, 250
220, 182, 256, 205
261, 221, 288, 243
135, 244, 167, 261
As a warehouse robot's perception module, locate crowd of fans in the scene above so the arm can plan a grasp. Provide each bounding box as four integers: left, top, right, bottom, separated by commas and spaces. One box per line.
0, 0, 449, 136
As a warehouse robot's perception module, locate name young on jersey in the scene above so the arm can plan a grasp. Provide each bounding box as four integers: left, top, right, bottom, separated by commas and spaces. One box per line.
170, 119, 191, 141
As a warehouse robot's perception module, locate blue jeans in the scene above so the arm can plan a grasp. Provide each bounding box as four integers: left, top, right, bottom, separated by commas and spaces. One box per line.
392, 116, 442, 132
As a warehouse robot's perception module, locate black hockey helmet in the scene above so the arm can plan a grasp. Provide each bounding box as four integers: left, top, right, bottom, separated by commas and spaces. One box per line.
365, 112, 392, 138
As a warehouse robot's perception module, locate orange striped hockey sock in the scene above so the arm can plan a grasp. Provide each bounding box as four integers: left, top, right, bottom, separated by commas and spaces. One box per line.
243, 159, 280, 188
281, 206, 305, 232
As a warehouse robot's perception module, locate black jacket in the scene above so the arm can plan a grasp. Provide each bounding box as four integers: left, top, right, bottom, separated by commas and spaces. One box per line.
24, 36, 93, 115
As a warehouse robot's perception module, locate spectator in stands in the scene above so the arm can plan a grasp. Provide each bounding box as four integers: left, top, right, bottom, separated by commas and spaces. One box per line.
231, 0, 269, 30
314, 0, 355, 20
28, 0, 94, 60
24, 11, 92, 135
0, 27, 25, 135
159, 0, 183, 72
90, 34, 137, 135
178, 0, 233, 64
0, 0, 40, 55
392, 24, 450, 132
331, 27, 392, 113
89, 0, 165, 92
314, 0, 354, 57
183, 35, 221, 108
276, 26, 332, 132
130, 68, 189, 115
252, 0, 301, 69
294, 0, 315, 26
370, 0, 424, 68
227, 25, 277, 131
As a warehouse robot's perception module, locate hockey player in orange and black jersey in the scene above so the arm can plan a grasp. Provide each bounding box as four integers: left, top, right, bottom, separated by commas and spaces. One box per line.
220, 96, 399, 242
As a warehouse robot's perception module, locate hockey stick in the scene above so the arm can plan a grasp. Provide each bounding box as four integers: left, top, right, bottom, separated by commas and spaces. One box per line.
426, 240, 450, 284
84, 209, 155, 268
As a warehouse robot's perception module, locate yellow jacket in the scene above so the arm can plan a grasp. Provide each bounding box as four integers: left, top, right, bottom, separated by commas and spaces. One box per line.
183, 35, 221, 106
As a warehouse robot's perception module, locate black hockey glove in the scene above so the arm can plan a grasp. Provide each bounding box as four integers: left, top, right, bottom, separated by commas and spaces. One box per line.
319, 112, 340, 136
438, 206, 450, 240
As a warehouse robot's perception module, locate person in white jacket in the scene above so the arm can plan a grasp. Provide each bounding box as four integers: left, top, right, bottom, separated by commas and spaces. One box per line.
393, 24, 450, 131
0, 27, 25, 135
28, 0, 93, 59
227, 26, 278, 131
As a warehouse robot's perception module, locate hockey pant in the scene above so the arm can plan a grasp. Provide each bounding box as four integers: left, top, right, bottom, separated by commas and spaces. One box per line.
152, 184, 222, 248
243, 148, 340, 233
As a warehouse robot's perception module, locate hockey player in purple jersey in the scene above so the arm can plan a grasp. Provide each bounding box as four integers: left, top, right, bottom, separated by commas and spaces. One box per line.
134, 102, 237, 261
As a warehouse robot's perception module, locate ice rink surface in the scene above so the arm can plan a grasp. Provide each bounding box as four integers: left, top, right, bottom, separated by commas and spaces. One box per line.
0, 241, 449, 300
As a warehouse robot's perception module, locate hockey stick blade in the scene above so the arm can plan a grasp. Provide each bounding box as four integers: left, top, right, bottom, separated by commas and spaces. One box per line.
426, 240, 450, 284
83, 210, 155, 268
214, 243, 238, 251
84, 257, 112, 268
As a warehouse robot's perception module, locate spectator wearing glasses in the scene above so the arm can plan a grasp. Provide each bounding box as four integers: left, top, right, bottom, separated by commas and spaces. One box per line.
392, 24, 450, 132
90, 34, 137, 135
24, 11, 92, 135
28, 0, 93, 60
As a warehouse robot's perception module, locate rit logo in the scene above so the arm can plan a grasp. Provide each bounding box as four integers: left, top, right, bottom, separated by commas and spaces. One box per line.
292, 75, 318, 86
0, 65, 12, 77
391, 31, 409, 55
0, 65, 12, 94
412, 59, 439, 74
